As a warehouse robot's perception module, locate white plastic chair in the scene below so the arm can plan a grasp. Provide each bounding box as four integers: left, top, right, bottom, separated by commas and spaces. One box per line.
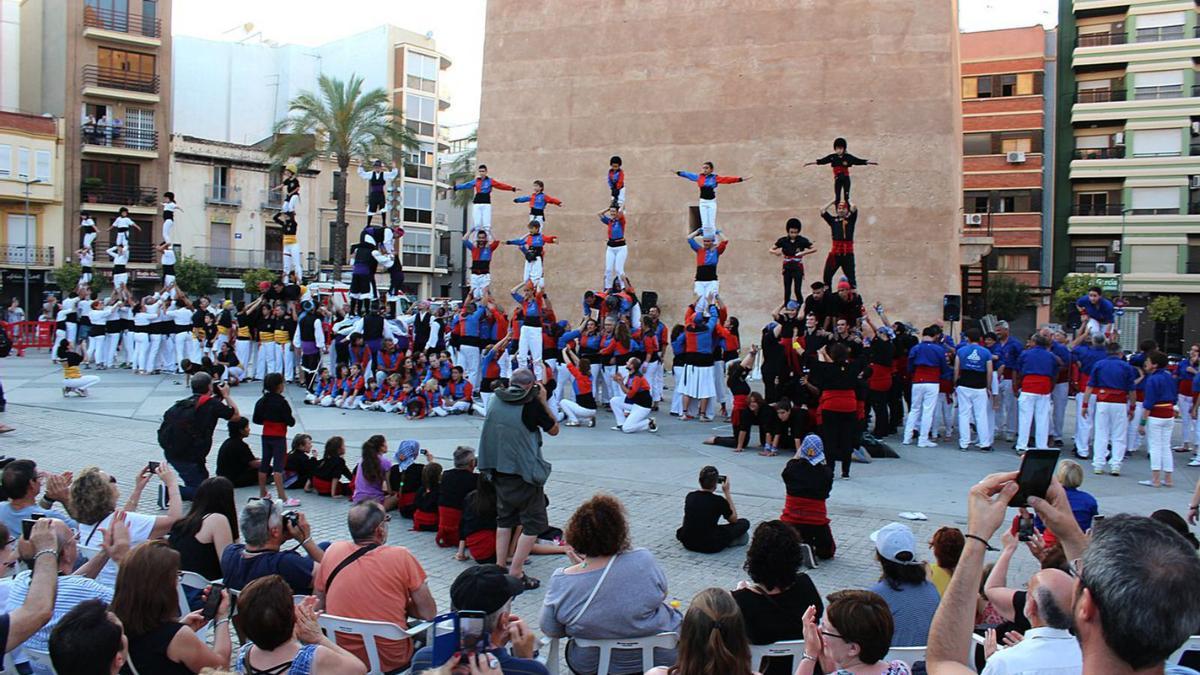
177, 571, 219, 642
561, 632, 679, 675
1170, 634, 1200, 665
749, 639, 807, 673
318, 614, 429, 675
884, 645, 927, 667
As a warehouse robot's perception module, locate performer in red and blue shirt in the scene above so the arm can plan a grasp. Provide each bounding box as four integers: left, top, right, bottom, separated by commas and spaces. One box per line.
607, 156, 626, 210
598, 207, 629, 289
1015, 334, 1062, 453
1082, 341, 1136, 473
688, 229, 729, 312
805, 137, 877, 205
1140, 351, 1178, 486
1076, 286, 1116, 338
513, 180, 562, 225
904, 327, 950, 447
505, 221, 557, 290
462, 230, 500, 299
453, 164, 518, 234
673, 162, 748, 237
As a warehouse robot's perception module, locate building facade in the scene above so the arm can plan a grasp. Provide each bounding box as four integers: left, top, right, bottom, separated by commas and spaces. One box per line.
19, 0, 172, 281
0, 111, 65, 306
1054, 0, 1200, 352
476, 0, 965, 328
960, 26, 1056, 330
172, 26, 457, 298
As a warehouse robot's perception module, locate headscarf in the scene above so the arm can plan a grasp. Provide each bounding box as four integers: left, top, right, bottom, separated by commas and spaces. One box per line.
797, 434, 825, 465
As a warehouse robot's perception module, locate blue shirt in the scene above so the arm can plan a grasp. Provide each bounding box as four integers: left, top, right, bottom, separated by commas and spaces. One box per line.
1077, 296, 1115, 323
867, 579, 940, 647
1143, 369, 1178, 410
908, 342, 947, 370
220, 543, 316, 595
0, 503, 77, 540
410, 645, 550, 675
1089, 355, 1136, 392
1018, 347, 1059, 378
1072, 345, 1107, 377
956, 343, 991, 372
996, 337, 1022, 374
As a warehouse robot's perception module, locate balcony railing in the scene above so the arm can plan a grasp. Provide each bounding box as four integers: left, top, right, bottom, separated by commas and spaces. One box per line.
80, 123, 158, 151
82, 6, 161, 38
81, 65, 159, 94
436, 254, 450, 269
80, 183, 158, 207
1071, 203, 1124, 216
260, 191, 283, 210
1076, 31, 1127, 47
1074, 88, 1126, 104
190, 247, 283, 270
1073, 147, 1125, 160
95, 241, 155, 264
204, 184, 242, 207
1129, 207, 1180, 216
1135, 25, 1185, 43
0, 245, 55, 266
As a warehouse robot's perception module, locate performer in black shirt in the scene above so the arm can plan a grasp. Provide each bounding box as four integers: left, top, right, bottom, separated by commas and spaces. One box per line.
769, 218, 816, 305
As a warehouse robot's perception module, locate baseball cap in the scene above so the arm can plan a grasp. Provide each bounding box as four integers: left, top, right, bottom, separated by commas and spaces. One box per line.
870, 523, 921, 565
786, 300, 801, 311
450, 564, 525, 614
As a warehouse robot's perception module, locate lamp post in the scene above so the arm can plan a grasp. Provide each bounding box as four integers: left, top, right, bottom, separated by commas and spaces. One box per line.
20, 177, 42, 320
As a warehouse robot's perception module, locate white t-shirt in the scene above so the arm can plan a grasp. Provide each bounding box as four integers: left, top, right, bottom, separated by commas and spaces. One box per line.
162, 248, 177, 265
77, 510, 157, 587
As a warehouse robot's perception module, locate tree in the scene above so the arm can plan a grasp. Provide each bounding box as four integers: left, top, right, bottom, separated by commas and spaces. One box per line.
269, 74, 416, 268
1147, 295, 1185, 325
51, 262, 99, 294
986, 275, 1033, 321
241, 268, 279, 294
1052, 275, 1098, 323
447, 129, 478, 209
174, 256, 217, 295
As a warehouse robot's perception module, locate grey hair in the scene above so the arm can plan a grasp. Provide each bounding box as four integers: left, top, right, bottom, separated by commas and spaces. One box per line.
1032, 333, 1051, 348
240, 499, 282, 547
348, 501, 386, 542
1033, 585, 1072, 630
1081, 515, 1200, 669
510, 368, 536, 389
191, 371, 213, 395
994, 320, 1009, 329
482, 600, 512, 636
453, 446, 476, 469
1092, 336, 1107, 348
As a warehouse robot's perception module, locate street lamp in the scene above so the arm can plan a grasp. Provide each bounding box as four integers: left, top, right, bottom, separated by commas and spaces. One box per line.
19, 177, 42, 320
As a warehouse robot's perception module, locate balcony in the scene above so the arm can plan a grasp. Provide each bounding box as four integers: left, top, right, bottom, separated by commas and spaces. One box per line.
0, 245, 55, 267
1133, 85, 1186, 101
190, 247, 282, 270
80, 124, 158, 157
1073, 147, 1124, 160
1076, 31, 1127, 48
1074, 88, 1126, 104
80, 182, 158, 207
1071, 203, 1124, 216
82, 6, 161, 42
81, 65, 160, 102
204, 184, 242, 207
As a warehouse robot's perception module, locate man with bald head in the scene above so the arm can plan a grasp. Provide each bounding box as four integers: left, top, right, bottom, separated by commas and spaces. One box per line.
981, 568, 1080, 673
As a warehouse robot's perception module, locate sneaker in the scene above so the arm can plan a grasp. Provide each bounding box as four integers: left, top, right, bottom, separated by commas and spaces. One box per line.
1094, 467, 1104, 475
901, 437, 914, 446
700, 415, 714, 423
799, 543, 818, 569
588, 418, 596, 428
979, 446, 994, 452
1109, 467, 1120, 476
1052, 439, 1064, 448
1137, 480, 1160, 488
610, 426, 622, 431
840, 474, 851, 480
917, 440, 937, 448
648, 419, 658, 433
959, 446, 970, 452
1188, 458, 1200, 467
681, 415, 695, 421
564, 421, 580, 427
852, 447, 872, 463
283, 497, 302, 506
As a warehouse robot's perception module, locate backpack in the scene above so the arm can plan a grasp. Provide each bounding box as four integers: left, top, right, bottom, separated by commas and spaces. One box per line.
0, 324, 10, 358
157, 395, 206, 460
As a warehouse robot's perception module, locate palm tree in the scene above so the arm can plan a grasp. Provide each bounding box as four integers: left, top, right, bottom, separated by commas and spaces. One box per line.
447, 129, 478, 209
269, 73, 416, 268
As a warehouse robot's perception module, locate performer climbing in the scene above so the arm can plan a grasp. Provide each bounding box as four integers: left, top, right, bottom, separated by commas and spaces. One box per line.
805, 137, 876, 206
161, 191, 180, 245
357, 159, 398, 227
607, 156, 626, 211
111, 208, 140, 248
463, 230, 500, 299
820, 200, 858, 289
505, 220, 557, 290
597, 207, 629, 290
80, 212, 97, 251
453, 164, 518, 234
769, 218, 816, 304
688, 228, 728, 313
513, 180, 562, 225
158, 242, 176, 288
1076, 286, 1116, 338
673, 162, 748, 237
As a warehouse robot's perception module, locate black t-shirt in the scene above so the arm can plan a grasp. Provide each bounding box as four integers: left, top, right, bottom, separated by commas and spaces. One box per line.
802, 294, 830, 324
772, 410, 807, 443
679, 490, 732, 537
216, 437, 255, 478
781, 459, 833, 499
774, 235, 813, 269
733, 580, 823, 675
826, 293, 864, 325
170, 395, 236, 463
460, 491, 497, 538
521, 398, 557, 445
439, 469, 477, 510
314, 456, 352, 481
810, 359, 864, 392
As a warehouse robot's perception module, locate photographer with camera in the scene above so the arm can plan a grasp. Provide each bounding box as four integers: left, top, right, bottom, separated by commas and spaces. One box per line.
158, 372, 241, 501
220, 497, 324, 595
676, 465, 750, 553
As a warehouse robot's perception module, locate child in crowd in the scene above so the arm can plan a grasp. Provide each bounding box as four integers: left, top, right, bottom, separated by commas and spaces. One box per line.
284, 433, 316, 492
335, 364, 365, 409
457, 476, 497, 563
412, 461, 443, 532
351, 434, 396, 510
251, 372, 299, 506
320, 365, 349, 407
357, 377, 383, 410
312, 436, 353, 498
216, 417, 260, 488
305, 368, 333, 405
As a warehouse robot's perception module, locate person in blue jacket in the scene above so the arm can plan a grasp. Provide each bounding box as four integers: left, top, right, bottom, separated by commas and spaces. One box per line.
453, 164, 519, 234
1076, 286, 1115, 338
1139, 351, 1177, 488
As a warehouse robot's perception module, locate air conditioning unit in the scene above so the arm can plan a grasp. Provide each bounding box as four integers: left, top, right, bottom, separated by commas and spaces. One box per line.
964, 213, 984, 226
1095, 263, 1116, 274
1113, 132, 1125, 146
1190, 175, 1200, 189
1006, 151, 1027, 163
1192, 121, 1200, 135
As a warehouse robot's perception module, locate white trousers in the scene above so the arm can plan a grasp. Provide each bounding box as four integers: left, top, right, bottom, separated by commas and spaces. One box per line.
256, 343, 280, 379
1075, 393, 1095, 454
281, 345, 295, 381
86, 333, 106, 364
1017, 391, 1051, 451
1128, 405, 1145, 452
610, 396, 652, 433
156, 334, 175, 372
64, 375, 100, 391
459, 345, 482, 389
235, 340, 253, 376
1179, 395, 1195, 447
523, 258, 544, 289
1085, 318, 1111, 339
1051, 382, 1069, 440
131, 333, 150, 372
956, 386, 992, 449
1091, 401, 1129, 470
693, 281, 720, 308
469, 274, 491, 299
172, 332, 192, 371
283, 242, 303, 280
517, 325, 544, 380
560, 399, 596, 424
904, 382, 939, 442
698, 198, 717, 237
471, 203, 492, 233
998, 379, 1017, 437
604, 246, 628, 290
1147, 416, 1174, 473
646, 361, 664, 402
712, 361, 732, 409
614, 186, 626, 209
103, 330, 120, 366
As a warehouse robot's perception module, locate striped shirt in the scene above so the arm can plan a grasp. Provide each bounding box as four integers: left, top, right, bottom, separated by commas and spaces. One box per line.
6, 570, 113, 672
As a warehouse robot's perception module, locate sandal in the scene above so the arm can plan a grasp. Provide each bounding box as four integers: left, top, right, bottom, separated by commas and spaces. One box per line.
758, 449, 778, 457
519, 574, 541, 590
0, 425, 13, 434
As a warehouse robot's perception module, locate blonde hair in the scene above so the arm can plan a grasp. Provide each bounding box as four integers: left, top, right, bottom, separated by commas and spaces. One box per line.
68, 467, 117, 525
1056, 459, 1084, 489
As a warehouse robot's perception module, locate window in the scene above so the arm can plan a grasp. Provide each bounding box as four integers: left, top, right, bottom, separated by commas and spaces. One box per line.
1133, 70, 1183, 100
1016, 73, 1034, 96
964, 191, 990, 214
404, 94, 436, 137
1001, 137, 1032, 153
962, 130, 1042, 155
1130, 244, 1178, 273
961, 77, 977, 99
1076, 192, 1111, 216
125, 107, 155, 150
961, 73, 1042, 99
0, 144, 10, 177
1131, 128, 1181, 157
993, 248, 1040, 272
963, 190, 1042, 214
1130, 186, 1180, 215
34, 151, 50, 182
405, 52, 438, 93
1188, 236, 1200, 274
402, 228, 432, 267
404, 143, 435, 181
97, 47, 155, 78
1000, 74, 1017, 97
403, 183, 433, 223
1135, 12, 1186, 42
16, 147, 29, 179
976, 76, 992, 98
1071, 243, 1119, 272
963, 133, 991, 156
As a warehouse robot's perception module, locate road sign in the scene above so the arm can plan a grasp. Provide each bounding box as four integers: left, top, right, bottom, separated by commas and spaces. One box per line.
1097, 277, 1119, 292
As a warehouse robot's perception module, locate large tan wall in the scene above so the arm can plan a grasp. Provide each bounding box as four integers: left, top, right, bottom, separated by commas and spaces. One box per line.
477, 0, 962, 329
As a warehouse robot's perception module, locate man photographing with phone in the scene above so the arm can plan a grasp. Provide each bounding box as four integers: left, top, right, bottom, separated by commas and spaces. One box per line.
676, 465, 750, 553
158, 372, 241, 501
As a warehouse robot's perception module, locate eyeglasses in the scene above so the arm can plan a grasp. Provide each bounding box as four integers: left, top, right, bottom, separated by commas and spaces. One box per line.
820, 630, 844, 640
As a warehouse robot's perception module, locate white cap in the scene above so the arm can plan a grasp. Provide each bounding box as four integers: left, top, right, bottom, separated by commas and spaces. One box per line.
870, 523, 921, 565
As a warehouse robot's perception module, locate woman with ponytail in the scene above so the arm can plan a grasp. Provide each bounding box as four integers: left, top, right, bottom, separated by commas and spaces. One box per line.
647, 587, 758, 675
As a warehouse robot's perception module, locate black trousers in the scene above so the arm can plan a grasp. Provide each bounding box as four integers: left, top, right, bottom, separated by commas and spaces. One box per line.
677, 518, 751, 553
822, 410, 858, 478
868, 389, 892, 436
783, 267, 804, 304
792, 522, 837, 560
367, 193, 386, 225
834, 173, 851, 204
823, 252, 857, 289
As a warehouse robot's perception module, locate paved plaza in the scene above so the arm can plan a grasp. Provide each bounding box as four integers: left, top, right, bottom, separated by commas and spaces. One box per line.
0, 353, 1192, 626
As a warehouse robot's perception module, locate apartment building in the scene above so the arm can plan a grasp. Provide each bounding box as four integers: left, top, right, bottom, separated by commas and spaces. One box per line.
960, 26, 1056, 327
172, 25, 457, 299
1054, 0, 1200, 351
19, 0, 172, 286
0, 111, 64, 306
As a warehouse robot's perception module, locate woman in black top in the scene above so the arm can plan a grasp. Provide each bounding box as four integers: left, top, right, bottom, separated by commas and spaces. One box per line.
458, 476, 498, 562
312, 435, 353, 497
168, 477, 238, 587
732, 521, 822, 675
809, 343, 865, 479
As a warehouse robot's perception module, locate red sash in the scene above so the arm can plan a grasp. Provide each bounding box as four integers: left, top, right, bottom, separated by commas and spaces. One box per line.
867, 363, 892, 392
1077, 371, 1090, 390
1022, 374, 1053, 395
819, 389, 858, 413
731, 394, 749, 428
831, 241, 854, 255
1181, 379, 1194, 397
1094, 389, 1129, 404
1149, 403, 1175, 419
781, 495, 830, 526
912, 365, 941, 384
466, 530, 496, 561
436, 507, 463, 548
412, 508, 439, 531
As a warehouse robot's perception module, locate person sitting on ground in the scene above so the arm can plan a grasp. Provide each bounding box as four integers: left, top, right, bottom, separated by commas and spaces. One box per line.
797, 590, 912, 675
732, 521, 823, 675
868, 522, 940, 647
408, 565, 548, 674
69, 465, 182, 587
927, 527, 964, 597
235, 575, 366, 674
168, 477, 238, 590
284, 434, 317, 492
703, 392, 771, 452
311, 436, 353, 498
0, 459, 77, 535
215, 418, 259, 488
676, 466, 750, 554
47, 599, 128, 675
539, 494, 682, 675
220, 498, 324, 594
412, 461, 442, 532
314, 500, 437, 672
458, 476, 498, 563
437, 447, 478, 548
978, 568, 1079, 674
779, 434, 836, 560
762, 397, 806, 457
351, 435, 398, 510
646, 587, 757, 675
110, 540, 233, 674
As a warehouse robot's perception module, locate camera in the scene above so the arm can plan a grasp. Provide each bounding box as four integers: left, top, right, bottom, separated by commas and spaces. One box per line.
282, 510, 301, 531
